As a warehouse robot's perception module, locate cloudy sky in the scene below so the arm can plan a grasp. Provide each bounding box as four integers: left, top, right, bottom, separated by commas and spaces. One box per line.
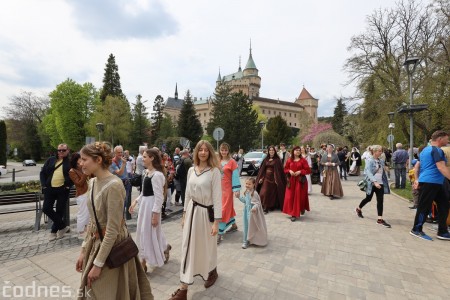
0, 0, 398, 118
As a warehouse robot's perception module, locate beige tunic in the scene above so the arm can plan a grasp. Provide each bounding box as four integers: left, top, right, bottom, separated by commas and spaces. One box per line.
78, 175, 153, 300
247, 192, 268, 246
180, 167, 222, 284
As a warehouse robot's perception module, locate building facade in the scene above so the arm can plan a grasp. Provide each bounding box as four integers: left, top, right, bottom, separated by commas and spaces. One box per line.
164, 46, 318, 130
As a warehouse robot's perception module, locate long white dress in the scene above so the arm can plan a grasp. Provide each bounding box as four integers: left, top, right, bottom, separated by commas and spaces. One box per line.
136, 170, 168, 267
303, 155, 313, 194
180, 167, 222, 284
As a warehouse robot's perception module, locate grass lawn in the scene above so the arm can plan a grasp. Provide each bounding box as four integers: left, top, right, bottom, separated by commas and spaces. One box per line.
390, 180, 413, 201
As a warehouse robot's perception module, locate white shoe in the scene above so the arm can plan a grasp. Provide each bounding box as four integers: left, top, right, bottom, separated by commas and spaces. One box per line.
49, 233, 57, 241
56, 226, 70, 239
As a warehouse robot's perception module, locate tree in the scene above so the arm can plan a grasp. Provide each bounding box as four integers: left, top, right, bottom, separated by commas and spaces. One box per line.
151, 95, 165, 143
178, 90, 203, 146
44, 79, 98, 150
312, 130, 350, 148
264, 115, 292, 146
100, 54, 124, 102
130, 94, 151, 150
331, 98, 347, 135
159, 113, 176, 140
207, 83, 259, 151
301, 123, 333, 145
0, 120, 6, 166
90, 96, 132, 146
4, 91, 49, 160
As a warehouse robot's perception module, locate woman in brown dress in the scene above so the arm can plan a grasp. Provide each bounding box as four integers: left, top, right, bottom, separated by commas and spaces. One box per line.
320, 144, 344, 200
75, 142, 153, 300
256, 145, 287, 213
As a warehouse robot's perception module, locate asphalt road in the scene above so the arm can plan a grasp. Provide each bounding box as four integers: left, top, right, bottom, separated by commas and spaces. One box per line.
0, 161, 42, 183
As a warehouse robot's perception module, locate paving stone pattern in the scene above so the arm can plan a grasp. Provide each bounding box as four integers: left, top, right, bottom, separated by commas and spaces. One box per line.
1, 177, 450, 299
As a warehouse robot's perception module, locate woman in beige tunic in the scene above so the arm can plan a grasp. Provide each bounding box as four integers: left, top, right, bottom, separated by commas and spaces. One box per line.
75, 142, 153, 300
169, 140, 222, 300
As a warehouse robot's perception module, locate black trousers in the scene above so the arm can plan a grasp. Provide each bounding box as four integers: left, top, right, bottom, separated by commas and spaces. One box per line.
412, 183, 449, 235
359, 185, 384, 216
42, 186, 69, 233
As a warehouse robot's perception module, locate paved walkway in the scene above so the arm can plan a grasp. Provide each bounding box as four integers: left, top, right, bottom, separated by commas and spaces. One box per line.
1, 177, 449, 299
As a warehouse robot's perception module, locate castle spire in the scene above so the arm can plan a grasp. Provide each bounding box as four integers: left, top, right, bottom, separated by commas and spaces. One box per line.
175, 83, 178, 99
238, 56, 242, 72
244, 39, 257, 70
216, 67, 222, 82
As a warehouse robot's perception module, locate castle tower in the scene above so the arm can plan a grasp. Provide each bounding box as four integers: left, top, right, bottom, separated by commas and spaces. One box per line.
295, 86, 318, 122
242, 41, 261, 98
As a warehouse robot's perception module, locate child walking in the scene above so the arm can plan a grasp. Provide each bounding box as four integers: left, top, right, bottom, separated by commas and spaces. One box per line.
239, 178, 268, 249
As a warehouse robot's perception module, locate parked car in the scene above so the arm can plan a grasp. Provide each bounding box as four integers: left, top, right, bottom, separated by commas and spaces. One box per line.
241, 151, 265, 175
22, 159, 37, 166
0, 165, 7, 176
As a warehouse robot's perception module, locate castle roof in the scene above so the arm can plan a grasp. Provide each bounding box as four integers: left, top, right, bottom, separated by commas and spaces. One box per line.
165, 97, 184, 109
255, 96, 304, 109
222, 71, 244, 82
297, 87, 317, 100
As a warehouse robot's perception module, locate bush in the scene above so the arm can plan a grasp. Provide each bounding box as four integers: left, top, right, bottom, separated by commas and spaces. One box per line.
0, 180, 41, 193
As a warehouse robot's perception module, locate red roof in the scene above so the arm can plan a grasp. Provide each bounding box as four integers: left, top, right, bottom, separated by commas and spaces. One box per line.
297, 87, 317, 100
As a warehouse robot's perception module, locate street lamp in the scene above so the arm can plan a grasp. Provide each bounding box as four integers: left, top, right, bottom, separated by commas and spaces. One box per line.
259, 121, 265, 150
387, 112, 395, 152
96, 122, 104, 142
403, 56, 420, 169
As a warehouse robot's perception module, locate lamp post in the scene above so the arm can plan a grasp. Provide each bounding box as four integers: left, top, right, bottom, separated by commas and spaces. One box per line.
259, 121, 265, 150
403, 57, 420, 169
96, 122, 104, 142
387, 112, 395, 152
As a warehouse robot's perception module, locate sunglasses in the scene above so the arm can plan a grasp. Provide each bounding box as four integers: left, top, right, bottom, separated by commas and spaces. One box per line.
57, 149, 68, 152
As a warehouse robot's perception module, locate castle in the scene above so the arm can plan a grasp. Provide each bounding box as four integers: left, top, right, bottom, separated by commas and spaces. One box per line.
164, 45, 318, 130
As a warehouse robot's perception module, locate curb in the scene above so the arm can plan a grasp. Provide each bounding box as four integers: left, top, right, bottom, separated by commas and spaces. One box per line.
389, 182, 412, 203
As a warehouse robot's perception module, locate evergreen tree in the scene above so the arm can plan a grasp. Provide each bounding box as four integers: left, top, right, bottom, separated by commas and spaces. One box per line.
131, 94, 151, 150
159, 113, 176, 140
178, 90, 203, 146
264, 115, 292, 146
0, 120, 6, 166
151, 95, 165, 143
331, 98, 347, 135
206, 82, 232, 136
100, 54, 124, 102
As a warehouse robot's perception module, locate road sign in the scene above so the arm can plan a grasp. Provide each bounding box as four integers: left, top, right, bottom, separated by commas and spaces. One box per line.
213, 128, 224, 141
387, 134, 394, 143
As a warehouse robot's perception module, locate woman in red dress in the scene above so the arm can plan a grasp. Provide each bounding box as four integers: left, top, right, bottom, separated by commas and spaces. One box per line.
256, 146, 286, 213
283, 146, 311, 222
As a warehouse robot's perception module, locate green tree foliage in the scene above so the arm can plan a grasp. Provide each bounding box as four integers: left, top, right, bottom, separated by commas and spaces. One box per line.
100, 53, 124, 102
0, 120, 7, 166
151, 95, 165, 143
90, 96, 132, 146
264, 115, 292, 146
130, 94, 151, 150
44, 79, 98, 150
207, 83, 259, 151
313, 130, 350, 148
154, 136, 182, 154
178, 90, 203, 146
344, 0, 450, 145
4, 91, 49, 160
159, 113, 176, 140
331, 99, 347, 135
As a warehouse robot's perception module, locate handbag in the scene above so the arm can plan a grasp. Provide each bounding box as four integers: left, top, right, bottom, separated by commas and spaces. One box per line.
91, 180, 139, 269
130, 173, 142, 187
357, 180, 367, 191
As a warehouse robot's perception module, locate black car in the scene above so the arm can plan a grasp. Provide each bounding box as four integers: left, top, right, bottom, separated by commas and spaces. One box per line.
23, 159, 37, 166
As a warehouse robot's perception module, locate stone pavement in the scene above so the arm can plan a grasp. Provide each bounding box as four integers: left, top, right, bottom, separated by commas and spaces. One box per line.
1, 177, 450, 299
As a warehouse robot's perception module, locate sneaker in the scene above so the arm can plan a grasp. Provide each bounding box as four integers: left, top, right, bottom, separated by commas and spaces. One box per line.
56, 226, 70, 239
436, 232, 450, 240
241, 241, 249, 249
377, 219, 391, 228
355, 208, 364, 218
410, 230, 433, 241
49, 233, 57, 241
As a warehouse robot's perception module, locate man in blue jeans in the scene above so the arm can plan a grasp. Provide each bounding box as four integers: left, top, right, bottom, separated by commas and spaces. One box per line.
410, 130, 450, 241
110, 145, 132, 220
392, 143, 409, 188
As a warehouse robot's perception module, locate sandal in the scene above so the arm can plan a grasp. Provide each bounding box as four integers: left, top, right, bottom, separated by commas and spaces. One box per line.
217, 235, 224, 245
227, 224, 238, 233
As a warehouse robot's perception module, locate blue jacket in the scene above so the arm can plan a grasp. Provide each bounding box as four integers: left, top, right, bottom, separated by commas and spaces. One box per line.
364, 157, 390, 195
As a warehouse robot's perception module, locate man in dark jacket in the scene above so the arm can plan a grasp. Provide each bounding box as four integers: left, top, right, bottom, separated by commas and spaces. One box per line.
40, 144, 72, 241
177, 149, 193, 206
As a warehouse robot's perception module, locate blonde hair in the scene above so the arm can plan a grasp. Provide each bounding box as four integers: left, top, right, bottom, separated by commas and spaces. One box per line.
246, 177, 256, 197
193, 140, 220, 169
370, 145, 382, 154
81, 142, 113, 169
219, 142, 231, 160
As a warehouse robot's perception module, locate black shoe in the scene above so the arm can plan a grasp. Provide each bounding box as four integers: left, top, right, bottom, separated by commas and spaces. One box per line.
377, 219, 391, 228
301, 210, 305, 215
409, 206, 417, 209
290, 216, 296, 222
355, 208, 364, 218
263, 209, 269, 214
329, 196, 335, 200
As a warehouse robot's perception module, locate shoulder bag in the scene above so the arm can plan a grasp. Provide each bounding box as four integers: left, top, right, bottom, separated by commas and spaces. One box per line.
91, 180, 139, 269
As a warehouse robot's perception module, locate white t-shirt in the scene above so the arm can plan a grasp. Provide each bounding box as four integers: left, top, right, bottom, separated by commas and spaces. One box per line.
126, 156, 134, 174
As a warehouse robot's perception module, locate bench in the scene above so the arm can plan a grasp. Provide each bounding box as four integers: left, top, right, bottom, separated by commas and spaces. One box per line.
0, 192, 42, 231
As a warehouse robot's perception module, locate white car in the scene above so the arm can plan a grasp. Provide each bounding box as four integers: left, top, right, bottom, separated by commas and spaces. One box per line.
0, 165, 7, 176
241, 152, 265, 174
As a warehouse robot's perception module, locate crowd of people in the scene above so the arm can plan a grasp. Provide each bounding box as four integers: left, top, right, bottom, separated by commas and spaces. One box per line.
36, 129, 450, 299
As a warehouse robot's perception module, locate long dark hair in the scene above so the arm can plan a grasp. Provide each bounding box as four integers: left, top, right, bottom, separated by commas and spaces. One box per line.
145, 149, 166, 175
70, 152, 81, 169
265, 145, 280, 160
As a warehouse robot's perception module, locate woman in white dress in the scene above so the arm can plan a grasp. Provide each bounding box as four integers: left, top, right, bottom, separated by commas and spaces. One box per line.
129, 148, 171, 272
301, 146, 313, 194
169, 140, 222, 300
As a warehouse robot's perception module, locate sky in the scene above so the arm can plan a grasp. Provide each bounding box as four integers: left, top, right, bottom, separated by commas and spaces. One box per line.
0, 0, 399, 118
